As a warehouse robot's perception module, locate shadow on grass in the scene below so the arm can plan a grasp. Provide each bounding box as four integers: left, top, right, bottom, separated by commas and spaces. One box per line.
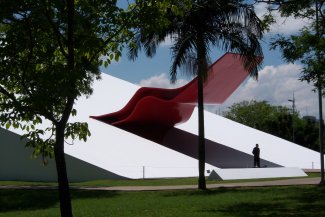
0, 189, 59, 213
286, 186, 325, 216
161, 186, 268, 197
0, 189, 119, 213
198, 186, 325, 217
2, 186, 325, 216
71, 189, 120, 200
203, 202, 292, 217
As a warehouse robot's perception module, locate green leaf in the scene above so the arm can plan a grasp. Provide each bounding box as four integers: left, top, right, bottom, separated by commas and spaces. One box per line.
13, 122, 19, 129
115, 53, 120, 62
5, 122, 10, 129
71, 109, 77, 116
104, 60, 109, 68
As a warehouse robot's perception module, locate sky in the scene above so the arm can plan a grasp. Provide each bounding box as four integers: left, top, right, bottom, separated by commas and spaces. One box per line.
101, 1, 323, 118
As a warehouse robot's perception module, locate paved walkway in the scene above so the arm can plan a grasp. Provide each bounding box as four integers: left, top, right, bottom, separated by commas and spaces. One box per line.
0, 177, 321, 191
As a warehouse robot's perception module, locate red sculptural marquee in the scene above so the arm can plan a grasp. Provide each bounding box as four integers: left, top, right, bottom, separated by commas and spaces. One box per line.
91, 53, 261, 141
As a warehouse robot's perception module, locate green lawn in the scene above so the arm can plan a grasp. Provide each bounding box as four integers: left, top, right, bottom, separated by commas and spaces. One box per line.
0, 172, 320, 187
0, 186, 325, 217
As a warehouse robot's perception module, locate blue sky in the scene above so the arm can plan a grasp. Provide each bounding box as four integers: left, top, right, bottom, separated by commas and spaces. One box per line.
104, 38, 284, 83
101, 1, 323, 117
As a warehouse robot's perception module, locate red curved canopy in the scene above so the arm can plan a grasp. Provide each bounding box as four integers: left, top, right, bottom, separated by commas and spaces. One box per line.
91, 53, 261, 140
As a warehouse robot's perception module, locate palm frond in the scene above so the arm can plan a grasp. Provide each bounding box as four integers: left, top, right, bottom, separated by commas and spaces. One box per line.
130, 0, 263, 81
170, 33, 196, 83
127, 29, 169, 61
127, 32, 142, 61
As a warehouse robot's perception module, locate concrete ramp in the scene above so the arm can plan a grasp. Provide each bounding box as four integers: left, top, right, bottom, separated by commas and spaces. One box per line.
208, 167, 307, 181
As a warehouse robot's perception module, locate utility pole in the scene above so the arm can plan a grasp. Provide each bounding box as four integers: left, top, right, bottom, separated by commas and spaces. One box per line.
288, 92, 295, 142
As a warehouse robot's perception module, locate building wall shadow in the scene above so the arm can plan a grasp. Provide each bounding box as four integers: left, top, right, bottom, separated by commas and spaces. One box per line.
162, 127, 281, 168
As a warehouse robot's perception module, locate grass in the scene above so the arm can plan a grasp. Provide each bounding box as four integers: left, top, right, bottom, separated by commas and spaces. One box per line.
76, 172, 320, 187
304, 172, 321, 178
0, 173, 320, 187
0, 185, 325, 217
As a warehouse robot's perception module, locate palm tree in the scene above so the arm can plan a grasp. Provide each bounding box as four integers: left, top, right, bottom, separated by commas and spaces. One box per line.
129, 0, 263, 190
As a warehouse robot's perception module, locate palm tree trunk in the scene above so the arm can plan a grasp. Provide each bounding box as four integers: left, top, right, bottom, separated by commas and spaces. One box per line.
54, 123, 73, 217
197, 73, 206, 190
197, 35, 207, 190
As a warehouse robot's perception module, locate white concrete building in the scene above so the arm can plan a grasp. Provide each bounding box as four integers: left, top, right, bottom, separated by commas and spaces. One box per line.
0, 72, 323, 182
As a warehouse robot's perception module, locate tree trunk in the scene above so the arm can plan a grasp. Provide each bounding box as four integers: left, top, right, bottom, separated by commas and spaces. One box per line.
54, 123, 73, 217
316, 0, 324, 186
197, 35, 207, 190
53, 1, 74, 215
197, 73, 206, 190
317, 85, 324, 185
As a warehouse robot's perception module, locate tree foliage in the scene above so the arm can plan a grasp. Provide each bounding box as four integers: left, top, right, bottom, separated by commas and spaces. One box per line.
254, 0, 315, 17
270, 27, 325, 89
224, 100, 320, 151
0, 0, 130, 157
0, 1, 132, 216
255, 0, 325, 89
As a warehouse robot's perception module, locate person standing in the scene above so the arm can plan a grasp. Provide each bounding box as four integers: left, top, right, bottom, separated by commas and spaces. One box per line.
252, 144, 260, 168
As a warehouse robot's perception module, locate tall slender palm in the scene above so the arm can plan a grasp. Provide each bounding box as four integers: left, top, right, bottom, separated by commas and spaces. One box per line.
129, 0, 263, 190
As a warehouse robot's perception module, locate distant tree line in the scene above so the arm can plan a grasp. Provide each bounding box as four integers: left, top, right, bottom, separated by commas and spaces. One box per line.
223, 100, 320, 152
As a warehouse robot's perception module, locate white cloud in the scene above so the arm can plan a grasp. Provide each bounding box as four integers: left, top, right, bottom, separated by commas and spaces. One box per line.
254, 3, 312, 35
138, 73, 189, 88
211, 63, 323, 118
